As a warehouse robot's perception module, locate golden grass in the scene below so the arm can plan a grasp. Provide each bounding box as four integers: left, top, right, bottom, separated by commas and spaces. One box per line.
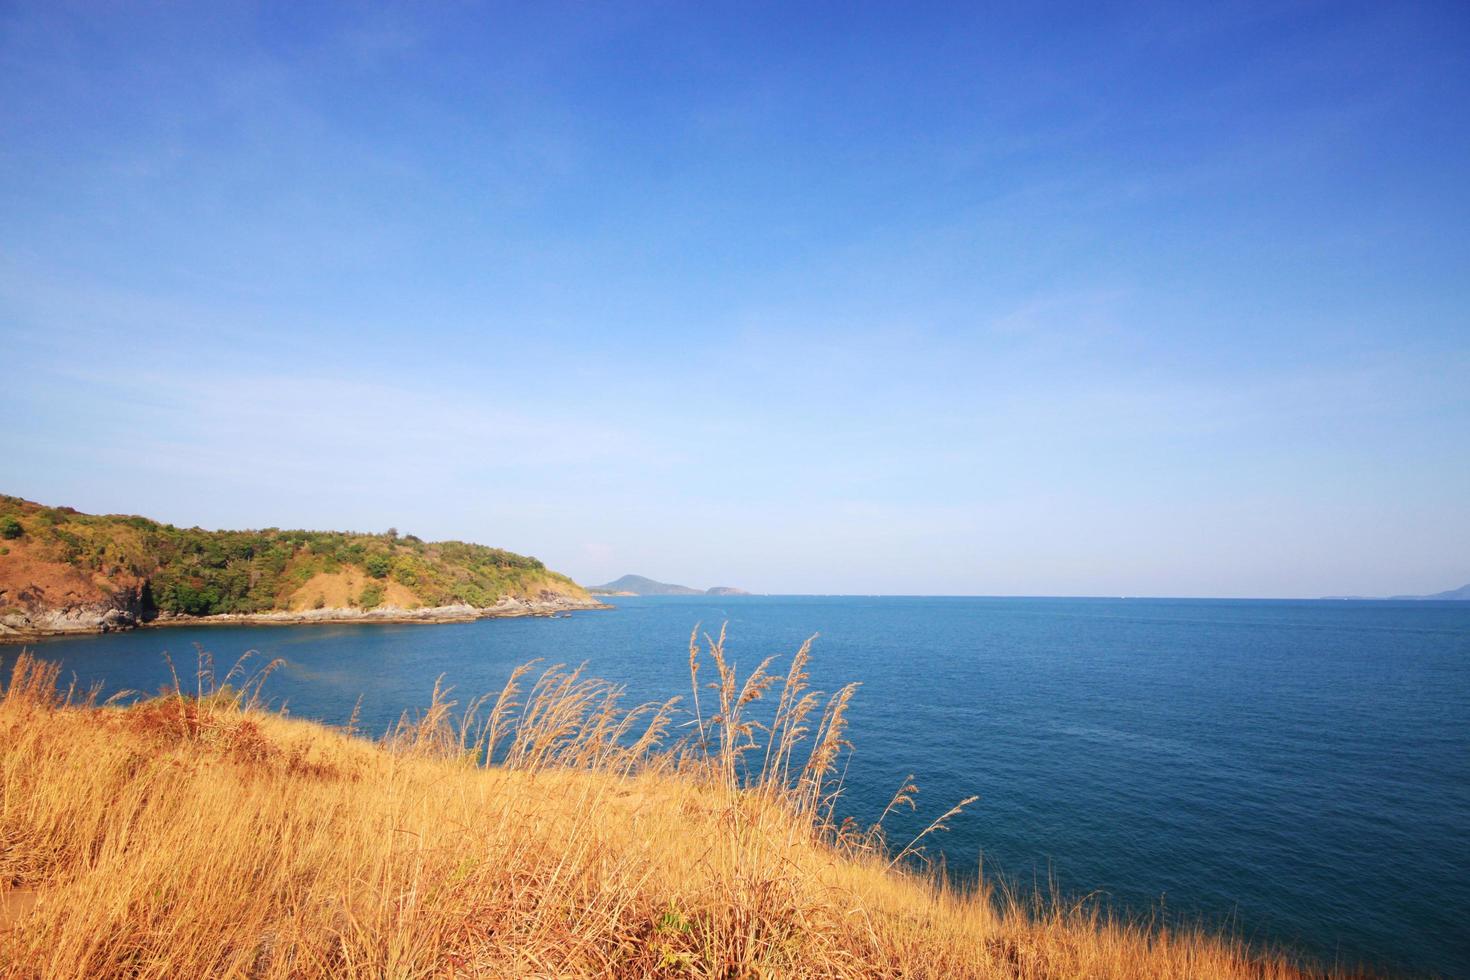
0, 634, 1363, 979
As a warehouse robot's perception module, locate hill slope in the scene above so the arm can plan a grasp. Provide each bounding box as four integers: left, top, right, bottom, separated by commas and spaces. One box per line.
0, 496, 600, 639
1325, 583, 1470, 601
1389, 582, 1470, 600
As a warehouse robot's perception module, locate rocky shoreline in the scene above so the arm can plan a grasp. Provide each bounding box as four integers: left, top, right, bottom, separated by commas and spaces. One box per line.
0, 594, 611, 644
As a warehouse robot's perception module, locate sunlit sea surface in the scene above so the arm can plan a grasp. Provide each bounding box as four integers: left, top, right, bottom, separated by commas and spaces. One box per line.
17, 596, 1470, 977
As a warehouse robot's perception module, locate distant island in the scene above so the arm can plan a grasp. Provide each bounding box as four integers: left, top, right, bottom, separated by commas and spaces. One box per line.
1323, 583, 1470, 601
590, 574, 751, 597
0, 495, 605, 641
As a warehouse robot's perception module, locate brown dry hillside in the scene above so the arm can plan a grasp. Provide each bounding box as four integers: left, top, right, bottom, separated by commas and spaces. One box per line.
285, 569, 423, 612
0, 534, 136, 610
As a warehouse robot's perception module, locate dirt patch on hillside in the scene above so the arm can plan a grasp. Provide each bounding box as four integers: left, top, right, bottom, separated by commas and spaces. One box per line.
287, 570, 422, 611
0, 539, 131, 612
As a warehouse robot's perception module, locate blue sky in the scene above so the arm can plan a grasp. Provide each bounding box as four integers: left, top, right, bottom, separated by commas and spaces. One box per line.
3, 1, 1467, 597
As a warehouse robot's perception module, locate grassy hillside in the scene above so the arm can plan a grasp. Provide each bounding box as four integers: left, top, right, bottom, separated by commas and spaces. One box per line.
0, 636, 1348, 978
0, 495, 588, 619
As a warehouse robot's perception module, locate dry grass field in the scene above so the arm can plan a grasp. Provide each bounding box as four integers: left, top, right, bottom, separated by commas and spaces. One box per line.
0, 633, 1365, 978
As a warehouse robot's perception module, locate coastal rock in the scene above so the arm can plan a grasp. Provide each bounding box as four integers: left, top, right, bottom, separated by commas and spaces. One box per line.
112, 594, 611, 637
2, 593, 610, 642
0, 582, 145, 640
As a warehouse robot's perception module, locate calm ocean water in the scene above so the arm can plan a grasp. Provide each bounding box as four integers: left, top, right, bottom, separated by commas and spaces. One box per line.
13, 596, 1470, 977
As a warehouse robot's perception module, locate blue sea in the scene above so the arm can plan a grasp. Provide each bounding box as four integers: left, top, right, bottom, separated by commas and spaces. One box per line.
12, 596, 1470, 977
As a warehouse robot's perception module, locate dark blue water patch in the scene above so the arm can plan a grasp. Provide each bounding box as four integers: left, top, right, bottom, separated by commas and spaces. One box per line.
9, 596, 1469, 977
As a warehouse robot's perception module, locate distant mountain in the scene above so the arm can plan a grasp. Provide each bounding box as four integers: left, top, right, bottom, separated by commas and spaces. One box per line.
1388, 583, 1470, 601
1325, 583, 1470, 601
590, 574, 750, 596
590, 574, 702, 596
